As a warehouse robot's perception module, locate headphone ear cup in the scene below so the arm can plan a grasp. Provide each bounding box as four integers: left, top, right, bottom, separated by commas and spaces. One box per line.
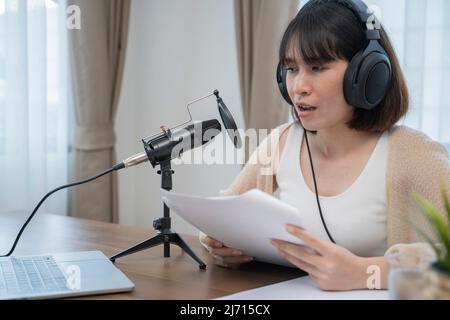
276, 63, 293, 106
360, 52, 391, 107
344, 50, 392, 110
343, 50, 365, 108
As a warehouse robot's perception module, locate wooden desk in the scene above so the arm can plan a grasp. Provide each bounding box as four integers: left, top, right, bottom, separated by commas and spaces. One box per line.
0, 212, 305, 299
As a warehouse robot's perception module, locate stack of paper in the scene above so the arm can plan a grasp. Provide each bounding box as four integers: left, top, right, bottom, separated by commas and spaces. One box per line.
161, 189, 306, 267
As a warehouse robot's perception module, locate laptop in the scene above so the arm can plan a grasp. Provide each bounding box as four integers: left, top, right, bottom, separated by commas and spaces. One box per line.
0, 251, 134, 300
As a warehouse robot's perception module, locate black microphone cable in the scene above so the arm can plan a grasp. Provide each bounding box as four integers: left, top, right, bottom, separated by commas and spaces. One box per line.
303, 128, 336, 244
0, 162, 125, 257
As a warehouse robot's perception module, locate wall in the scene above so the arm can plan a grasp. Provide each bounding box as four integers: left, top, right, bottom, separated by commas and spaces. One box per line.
115, 0, 244, 235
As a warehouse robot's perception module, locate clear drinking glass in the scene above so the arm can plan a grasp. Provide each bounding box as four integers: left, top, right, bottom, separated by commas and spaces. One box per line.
386, 252, 430, 300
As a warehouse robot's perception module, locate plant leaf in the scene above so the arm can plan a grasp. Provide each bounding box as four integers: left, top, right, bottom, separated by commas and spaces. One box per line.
413, 193, 450, 252
411, 222, 442, 260
442, 186, 450, 225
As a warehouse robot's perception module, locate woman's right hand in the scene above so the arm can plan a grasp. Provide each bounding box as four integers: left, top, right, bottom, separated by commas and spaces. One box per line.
199, 232, 253, 268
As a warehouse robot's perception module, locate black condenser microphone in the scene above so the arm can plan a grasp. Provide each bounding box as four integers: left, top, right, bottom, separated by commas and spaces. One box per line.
121, 119, 222, 168
1, 91, 234, 258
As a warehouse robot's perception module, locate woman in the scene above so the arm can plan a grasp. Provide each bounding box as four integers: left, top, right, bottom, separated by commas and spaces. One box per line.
200, 0, 450, 291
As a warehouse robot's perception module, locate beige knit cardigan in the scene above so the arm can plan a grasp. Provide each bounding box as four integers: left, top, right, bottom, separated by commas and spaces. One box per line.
222, 122, 450, 252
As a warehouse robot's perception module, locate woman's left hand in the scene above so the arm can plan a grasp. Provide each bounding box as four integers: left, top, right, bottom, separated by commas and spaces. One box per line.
271, 224, 369, 291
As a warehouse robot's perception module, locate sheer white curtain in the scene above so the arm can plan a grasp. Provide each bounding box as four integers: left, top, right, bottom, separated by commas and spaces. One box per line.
298, 0, 450, 147
365, 0, 450, 146
0, 0, 69, 215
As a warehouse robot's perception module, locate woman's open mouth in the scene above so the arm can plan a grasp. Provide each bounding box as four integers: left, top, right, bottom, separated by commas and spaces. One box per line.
296, 104, 318, 118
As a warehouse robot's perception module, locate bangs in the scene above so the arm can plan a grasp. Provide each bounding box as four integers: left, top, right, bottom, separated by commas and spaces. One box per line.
279, 2, 362, 66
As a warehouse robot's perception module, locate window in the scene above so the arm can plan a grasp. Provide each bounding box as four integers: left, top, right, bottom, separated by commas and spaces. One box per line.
0, 0, 70, 215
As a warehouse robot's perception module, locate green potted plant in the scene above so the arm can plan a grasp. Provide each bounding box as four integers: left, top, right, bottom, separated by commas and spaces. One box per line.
414, 187, 450, 299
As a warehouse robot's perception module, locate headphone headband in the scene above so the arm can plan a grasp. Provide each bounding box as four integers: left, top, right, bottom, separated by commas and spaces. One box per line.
328, 0, 381, 40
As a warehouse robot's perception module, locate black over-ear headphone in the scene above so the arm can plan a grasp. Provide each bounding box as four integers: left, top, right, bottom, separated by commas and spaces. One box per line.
276, 0, 392, 110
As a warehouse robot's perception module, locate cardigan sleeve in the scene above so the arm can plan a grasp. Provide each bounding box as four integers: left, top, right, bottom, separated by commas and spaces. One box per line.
221, 122, 293, 196
408, 131, 450, 241
387, 126, 450, 247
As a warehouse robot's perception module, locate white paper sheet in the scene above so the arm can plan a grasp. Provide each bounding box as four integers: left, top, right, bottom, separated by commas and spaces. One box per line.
160, 188, 306, 267
217, 276, 389, 300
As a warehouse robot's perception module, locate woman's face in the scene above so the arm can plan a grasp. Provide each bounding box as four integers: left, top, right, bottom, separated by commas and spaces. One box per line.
285, 48, 354, 132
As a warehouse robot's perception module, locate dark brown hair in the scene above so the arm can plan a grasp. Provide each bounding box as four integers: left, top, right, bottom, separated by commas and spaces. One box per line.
279, 0, 409, 133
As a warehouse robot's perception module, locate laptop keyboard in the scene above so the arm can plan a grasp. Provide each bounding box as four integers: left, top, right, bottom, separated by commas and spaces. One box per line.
0, 255, 68, 297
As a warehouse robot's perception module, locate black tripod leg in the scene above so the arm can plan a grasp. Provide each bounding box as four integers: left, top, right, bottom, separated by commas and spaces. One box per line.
171, 233, 207, 270
110, 233, 165, 262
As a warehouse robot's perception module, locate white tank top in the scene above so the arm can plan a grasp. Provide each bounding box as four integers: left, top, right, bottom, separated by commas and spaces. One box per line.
276, 123, 388, 257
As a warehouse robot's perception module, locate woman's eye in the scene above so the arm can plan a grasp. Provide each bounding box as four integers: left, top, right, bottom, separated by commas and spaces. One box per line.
311, 66, 324, 72
286, 67, 297, 73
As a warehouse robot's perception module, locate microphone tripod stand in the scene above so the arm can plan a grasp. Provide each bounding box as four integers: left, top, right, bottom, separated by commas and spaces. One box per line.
109, 158, 207, 270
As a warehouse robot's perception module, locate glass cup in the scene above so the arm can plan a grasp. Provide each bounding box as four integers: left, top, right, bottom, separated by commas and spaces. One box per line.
386, 252, 431, 300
